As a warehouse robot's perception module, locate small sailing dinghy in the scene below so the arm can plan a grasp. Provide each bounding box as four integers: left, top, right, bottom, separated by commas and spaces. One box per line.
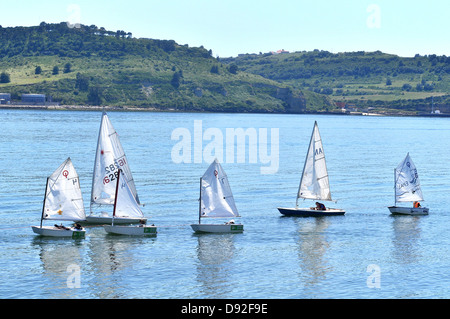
103, 169, 156, 236
32, 158, 86, 238
388, 153, 429, 215
86, 111, 146, 224
277, 121, 345, 217
191, 159, 243, 233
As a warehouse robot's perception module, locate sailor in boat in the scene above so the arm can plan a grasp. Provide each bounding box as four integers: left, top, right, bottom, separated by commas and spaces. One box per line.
413, 201, 421, 208
138, 219, 146, 227
225, 220, 235, 225
54, 224, 70, 230
312, 202, 326, 210
53, 223, 83, 230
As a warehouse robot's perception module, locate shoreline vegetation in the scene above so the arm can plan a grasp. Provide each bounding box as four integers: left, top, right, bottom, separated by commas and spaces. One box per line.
0, 22, 449, 115
3, 103, 450, 118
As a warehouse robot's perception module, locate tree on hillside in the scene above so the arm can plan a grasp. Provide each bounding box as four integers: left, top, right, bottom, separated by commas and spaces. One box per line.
52, 66, 59, 75
75, 72, 89, 91
64, 63, 72, 73
210, 65, 219, 74
321, 87, 333, 95
0, 72, 10, 83
87, 86, 102, 105
35, 66, 42, 74
402, 83, 412, 91
228, 63, 238, 74
171, 71, 182, 88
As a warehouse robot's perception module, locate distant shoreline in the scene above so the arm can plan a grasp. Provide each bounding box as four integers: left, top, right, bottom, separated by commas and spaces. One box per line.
0, 104, 159, 112
0, 104, 349, 114
1, 104, 450, 117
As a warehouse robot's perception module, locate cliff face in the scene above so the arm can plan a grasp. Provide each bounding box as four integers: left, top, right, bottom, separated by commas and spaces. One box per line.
275, 88, 306, 112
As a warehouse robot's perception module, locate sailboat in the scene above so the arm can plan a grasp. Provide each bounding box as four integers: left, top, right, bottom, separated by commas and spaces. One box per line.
103, 169, 157, 235
388, 153, 429, 215
191, 159, 243, 233
86, 112, 147, 224
31, 157, 86, 238
277, 121, 345, 217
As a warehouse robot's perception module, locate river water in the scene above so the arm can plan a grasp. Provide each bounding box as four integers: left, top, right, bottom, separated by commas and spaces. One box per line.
1, 109, 450, 299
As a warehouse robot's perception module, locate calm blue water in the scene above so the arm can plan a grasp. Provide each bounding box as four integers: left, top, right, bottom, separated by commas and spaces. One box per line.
1, 109, 450, 299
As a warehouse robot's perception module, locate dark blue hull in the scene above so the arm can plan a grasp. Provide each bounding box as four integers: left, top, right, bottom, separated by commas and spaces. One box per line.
278, 207, 345, 217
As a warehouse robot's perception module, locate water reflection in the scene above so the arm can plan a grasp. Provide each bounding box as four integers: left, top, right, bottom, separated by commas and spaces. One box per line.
195, 233, 236, 298
32, 237, 85, 298
86, 228, 153, 298
295, 218, 331, 291
391, 216, 422, 264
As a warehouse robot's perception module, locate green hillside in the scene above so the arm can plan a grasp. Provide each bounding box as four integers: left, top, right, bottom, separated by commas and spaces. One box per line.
0, 22, 332, 113
222, 50, 450, 114
2, 23, 448, 115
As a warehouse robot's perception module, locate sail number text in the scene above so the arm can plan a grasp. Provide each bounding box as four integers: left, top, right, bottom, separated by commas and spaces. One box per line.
397, 181, 409, 189
397, 169, 419, 190
103, 158, 127, 185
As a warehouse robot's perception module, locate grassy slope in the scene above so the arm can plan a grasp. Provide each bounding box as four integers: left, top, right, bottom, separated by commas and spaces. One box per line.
0, 54, 289, 112
4, 24, 447, 114
0, 23, 330, 113
222, 51, 450, 114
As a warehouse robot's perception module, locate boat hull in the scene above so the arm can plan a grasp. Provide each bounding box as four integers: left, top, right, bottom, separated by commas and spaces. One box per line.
31, 226, 85, 238
191, 223, 244, 233
388, 206, 429, 215
278, 207, 345, 217
83, 215, 147, 225
103, 225, 157, 236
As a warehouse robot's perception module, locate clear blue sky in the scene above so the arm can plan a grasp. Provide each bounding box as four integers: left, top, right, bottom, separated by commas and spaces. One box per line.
2, 0, 449, 57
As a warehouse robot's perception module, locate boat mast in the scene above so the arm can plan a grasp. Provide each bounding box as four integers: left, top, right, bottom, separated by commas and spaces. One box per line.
394, 168, 397, 207
198, 177, 202, 225
296, 121, 317, 208
90, 112, 105, 213
112, 169, 121, 226
40, 177, 49, 228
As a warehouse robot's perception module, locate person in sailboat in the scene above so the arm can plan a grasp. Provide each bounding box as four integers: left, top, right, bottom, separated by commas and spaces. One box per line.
413, 201, 421, 208
138, 219, 147, 227
314, 202, 326, 210
54, 224, 70, 230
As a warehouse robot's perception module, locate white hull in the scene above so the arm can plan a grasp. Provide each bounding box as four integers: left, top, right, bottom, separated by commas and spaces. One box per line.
191, 223, 244, 233
388, 206, 429, 215
84, 215, 147, 225
103, 225, 157, 236
31, 226, 85, 238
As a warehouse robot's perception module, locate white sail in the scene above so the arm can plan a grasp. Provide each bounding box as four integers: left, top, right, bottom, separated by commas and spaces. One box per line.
394, 153, 424, 203
113, 170, 144, 219
91, 112, 139, 208
297, 121, 332, 202
43, 157, 86, 221
200, 159, 239, 218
